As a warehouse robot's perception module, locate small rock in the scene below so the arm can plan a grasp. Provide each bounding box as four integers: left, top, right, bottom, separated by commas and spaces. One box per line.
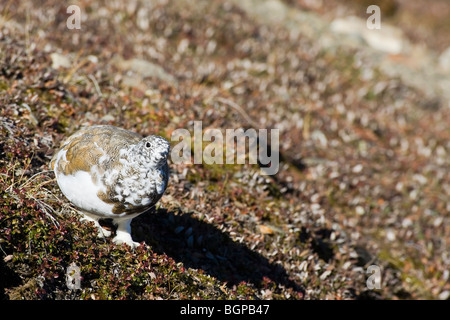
100, 114, 115, 122
386, 229, 396, 242
355, 206, 365, 215
114, 57, 177, 85
87, 55, 98, 64
177, 38, 190, 53
352, 164, 363, 173
330, 16, 404, 54
439, 47, 450, 73
439, 290, 449, 300
413, 174, 428, 185
433, 217, 443, 228
50, 52, 71, 69
311, 130, 328, 147
402, 218, 413, 228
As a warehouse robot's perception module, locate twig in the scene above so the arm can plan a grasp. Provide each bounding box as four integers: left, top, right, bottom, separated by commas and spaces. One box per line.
20, 169, 54, 189
88, 74, 103, 97
216, 97, 260, 128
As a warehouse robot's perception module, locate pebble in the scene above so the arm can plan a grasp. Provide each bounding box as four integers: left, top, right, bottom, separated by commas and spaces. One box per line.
330, 16, 404, 54
50, 52, 71, 69
439, 290, 449, 300
352, 164, 363, 173
114, 57, 177, 85
439, 47, 450, 73
355, 206, 365, 215
386, 230, 396, 242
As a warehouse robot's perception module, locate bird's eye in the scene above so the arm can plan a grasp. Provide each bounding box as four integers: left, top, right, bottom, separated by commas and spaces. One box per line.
145, 142, 151, 148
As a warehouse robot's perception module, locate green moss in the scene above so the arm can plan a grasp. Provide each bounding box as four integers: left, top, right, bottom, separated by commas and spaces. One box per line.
378, 249, 434, 299
0, 79, 8, 91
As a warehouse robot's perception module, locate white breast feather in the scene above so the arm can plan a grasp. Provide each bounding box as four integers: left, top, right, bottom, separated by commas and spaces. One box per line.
56, 170, 115, 216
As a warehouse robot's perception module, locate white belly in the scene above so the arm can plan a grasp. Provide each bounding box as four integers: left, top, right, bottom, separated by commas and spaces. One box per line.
56, 170, 115, 217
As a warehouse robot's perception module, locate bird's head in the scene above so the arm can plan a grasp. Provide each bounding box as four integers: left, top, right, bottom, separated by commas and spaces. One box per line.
136, 135, 170, 169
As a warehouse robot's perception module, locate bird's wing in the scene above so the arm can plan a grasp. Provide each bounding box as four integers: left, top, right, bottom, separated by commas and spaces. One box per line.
52, 126, 141, 176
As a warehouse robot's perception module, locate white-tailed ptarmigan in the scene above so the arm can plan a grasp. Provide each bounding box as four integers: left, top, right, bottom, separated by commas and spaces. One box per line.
50, 125, 170, 248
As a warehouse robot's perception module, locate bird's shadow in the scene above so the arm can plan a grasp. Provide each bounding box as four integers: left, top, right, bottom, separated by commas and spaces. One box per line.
132, 208, 304, 295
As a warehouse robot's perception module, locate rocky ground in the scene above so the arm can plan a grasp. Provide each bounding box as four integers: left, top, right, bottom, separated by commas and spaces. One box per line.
0, 0, 448, 300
